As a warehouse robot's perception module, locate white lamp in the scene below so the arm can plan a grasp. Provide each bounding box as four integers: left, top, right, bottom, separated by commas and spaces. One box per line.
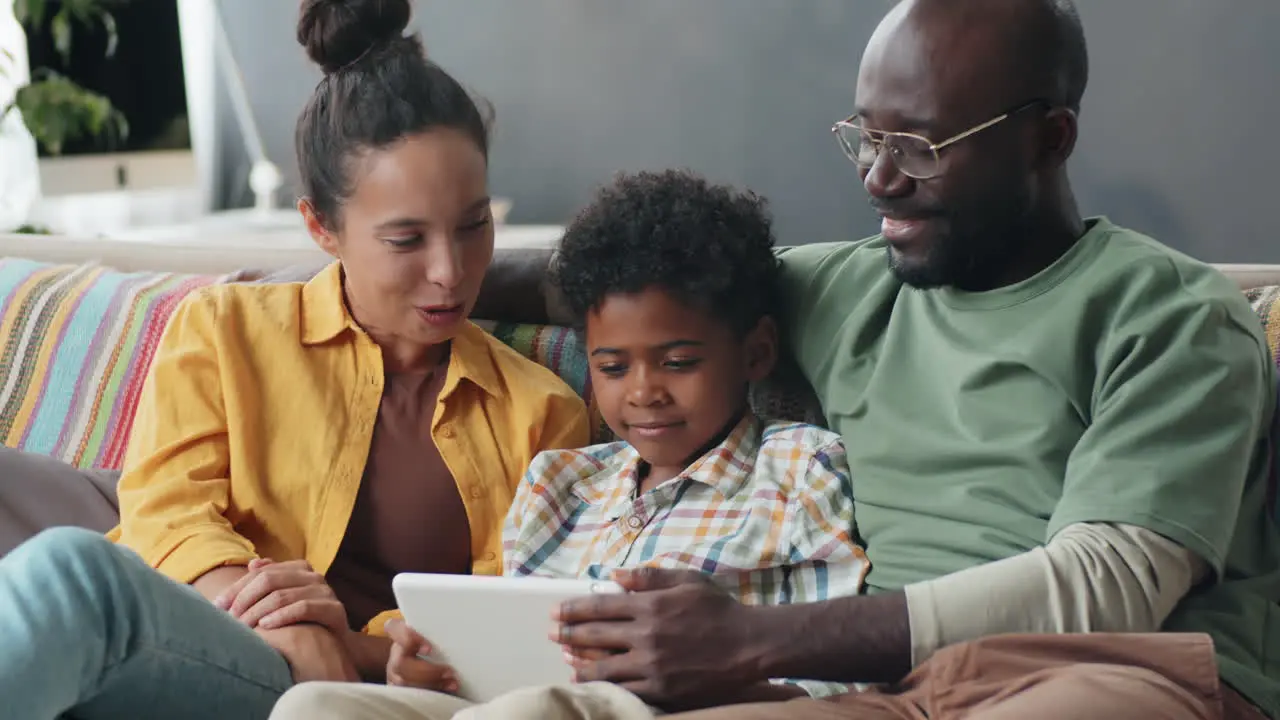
0, 0, 41, 231
212, 0, 282, 218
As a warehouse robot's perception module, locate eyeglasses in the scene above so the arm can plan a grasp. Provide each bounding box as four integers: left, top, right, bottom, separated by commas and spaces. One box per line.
831, 100, 1048, 180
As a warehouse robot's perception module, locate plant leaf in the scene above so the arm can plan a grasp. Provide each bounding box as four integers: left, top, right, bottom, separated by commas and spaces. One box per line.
17, 0, 48, 29
101, 11, 118, 58
67, 0, 96, 26
14, 73, 126, 156
51, 9, 73, 65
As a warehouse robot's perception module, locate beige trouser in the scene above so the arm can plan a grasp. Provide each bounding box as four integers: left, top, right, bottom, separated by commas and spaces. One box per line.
269, 633, 1266, 720
270, 681, 656, 720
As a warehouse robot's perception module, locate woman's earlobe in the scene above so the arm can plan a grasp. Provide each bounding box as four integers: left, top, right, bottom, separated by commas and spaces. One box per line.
299, 198, 341, 258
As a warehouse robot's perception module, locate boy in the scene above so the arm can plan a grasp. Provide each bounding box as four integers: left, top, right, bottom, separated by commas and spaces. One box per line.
270, 170, 867, 719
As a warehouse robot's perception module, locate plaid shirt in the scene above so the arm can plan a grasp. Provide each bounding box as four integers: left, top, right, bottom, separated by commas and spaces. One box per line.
503, 413, 867, 698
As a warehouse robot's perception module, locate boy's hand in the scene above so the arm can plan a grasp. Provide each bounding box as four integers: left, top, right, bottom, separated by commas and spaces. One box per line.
385, 618, 460, 693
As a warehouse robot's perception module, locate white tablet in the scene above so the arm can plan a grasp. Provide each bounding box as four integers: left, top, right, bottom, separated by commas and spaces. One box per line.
391, 573, 624, 702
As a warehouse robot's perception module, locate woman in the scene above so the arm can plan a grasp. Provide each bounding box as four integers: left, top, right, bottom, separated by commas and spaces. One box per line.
0, 0, 589, 717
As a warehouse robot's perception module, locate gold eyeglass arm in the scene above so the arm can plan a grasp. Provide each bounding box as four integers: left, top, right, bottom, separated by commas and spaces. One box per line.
930, 112, 1013, 152
831, 111, 1013, 151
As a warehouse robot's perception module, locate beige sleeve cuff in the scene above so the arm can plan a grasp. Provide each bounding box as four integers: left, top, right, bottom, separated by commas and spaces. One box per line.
904, 523, 1210, 667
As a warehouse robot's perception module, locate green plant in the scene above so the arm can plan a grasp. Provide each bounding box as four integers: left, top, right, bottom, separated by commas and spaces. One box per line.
1, 0, 129, 156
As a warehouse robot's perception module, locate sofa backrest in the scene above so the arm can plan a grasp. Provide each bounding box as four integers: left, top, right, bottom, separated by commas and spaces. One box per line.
8, 233, 1280, 288
0, 252, 1278, 483
0, 233, 329, 276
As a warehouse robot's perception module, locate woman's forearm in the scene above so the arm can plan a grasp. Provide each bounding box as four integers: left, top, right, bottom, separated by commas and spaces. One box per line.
191, 565, 250, 603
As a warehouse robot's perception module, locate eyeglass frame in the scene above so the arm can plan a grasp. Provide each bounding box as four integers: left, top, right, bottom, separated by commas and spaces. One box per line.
831, 99, 1050, 180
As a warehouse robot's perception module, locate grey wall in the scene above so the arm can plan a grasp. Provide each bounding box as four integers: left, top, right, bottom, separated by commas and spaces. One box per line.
217, 0, 1280, 262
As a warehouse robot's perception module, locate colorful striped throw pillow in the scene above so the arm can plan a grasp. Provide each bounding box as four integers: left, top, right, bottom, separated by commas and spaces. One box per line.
473, 320, 614, 443
0, 259, 222, 470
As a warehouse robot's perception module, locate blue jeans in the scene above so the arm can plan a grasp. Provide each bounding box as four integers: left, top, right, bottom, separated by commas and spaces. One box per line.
0, 526, 294, 720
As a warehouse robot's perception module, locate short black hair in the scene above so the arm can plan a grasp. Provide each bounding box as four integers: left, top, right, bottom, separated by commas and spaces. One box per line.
552, 169, 780, 336
911, 0, 1088, 112
295, 0, 490, 230
1048, 0, 1089, 112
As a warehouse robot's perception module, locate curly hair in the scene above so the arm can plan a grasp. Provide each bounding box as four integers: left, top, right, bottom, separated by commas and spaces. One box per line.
552, 169, 780, 336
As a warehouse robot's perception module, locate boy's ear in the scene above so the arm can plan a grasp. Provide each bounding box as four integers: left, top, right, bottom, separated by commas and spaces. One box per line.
743, 316, 778, 383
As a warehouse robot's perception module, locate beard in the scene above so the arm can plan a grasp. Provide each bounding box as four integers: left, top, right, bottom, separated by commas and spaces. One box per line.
888, 185, 1035, 291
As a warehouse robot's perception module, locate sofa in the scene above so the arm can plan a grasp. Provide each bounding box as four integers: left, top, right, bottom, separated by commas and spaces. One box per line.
1, 232, 1279, 553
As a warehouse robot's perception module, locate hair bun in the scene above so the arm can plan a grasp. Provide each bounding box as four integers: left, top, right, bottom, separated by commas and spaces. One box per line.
298, 0, 412, 74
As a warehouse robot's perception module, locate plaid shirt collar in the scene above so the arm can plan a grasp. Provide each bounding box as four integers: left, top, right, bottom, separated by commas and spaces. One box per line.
570, 412, 763, 504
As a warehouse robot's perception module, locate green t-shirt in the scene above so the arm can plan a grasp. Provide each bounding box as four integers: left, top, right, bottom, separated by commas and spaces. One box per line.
780, 217, 1280, 715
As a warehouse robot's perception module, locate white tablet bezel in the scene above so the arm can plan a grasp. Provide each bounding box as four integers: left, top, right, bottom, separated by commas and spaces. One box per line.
391, 573, 624, 702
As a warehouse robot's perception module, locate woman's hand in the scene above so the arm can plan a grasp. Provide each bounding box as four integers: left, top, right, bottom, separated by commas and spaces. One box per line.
214, 558, 349, 635
385, 618, 460, 694
260, 624, 361, 683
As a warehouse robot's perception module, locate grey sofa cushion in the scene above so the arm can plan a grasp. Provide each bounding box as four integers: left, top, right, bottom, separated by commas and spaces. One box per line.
0, 446, 120, 557
224, 263, 327, 285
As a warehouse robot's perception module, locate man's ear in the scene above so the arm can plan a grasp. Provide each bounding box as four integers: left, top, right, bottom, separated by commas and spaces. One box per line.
743, 316, 779, 383
1040, 106, 1079, 168
299, 197, 340, 259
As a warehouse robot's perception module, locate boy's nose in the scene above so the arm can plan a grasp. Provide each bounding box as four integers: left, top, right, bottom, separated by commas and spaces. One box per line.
625, 367, 669, 406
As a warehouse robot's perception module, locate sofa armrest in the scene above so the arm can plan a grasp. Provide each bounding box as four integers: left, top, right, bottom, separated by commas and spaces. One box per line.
0, 447, 120, 558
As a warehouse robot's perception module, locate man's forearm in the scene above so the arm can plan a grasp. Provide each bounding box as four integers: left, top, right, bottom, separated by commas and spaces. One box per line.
744, 591, 911, 685
904, 522, 1205, 666
473, 248, 563, 325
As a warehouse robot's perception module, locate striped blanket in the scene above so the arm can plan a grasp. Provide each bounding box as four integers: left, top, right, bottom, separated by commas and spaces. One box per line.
0, 259, 222, 469
0, 260, 611, 470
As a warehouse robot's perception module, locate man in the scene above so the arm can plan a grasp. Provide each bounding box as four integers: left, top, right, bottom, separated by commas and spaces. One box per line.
476, 0, 1280, 718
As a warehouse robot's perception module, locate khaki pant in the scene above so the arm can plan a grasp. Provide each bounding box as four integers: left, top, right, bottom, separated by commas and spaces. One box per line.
269, 633, 1266, 720
271, 681, 654, 720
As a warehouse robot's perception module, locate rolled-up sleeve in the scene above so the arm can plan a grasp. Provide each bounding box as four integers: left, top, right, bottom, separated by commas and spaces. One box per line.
107, 291, 257, 583
773, 439, 867, 698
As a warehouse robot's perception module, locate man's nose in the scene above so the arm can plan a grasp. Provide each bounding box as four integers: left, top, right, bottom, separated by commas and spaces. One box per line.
861, 151, 913, 200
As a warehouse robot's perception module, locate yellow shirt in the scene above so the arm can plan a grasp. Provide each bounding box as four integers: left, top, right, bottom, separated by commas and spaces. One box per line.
106, 262, 589, 633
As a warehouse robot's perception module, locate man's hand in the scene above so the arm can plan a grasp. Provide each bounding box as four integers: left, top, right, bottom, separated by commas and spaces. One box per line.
384, 618, 459, 693
551, 568, 762, 710
259, 624, 360, 683
214, 558, 349, 635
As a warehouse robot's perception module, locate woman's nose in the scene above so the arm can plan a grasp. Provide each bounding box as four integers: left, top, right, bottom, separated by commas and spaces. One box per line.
425, 238, 464, 289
